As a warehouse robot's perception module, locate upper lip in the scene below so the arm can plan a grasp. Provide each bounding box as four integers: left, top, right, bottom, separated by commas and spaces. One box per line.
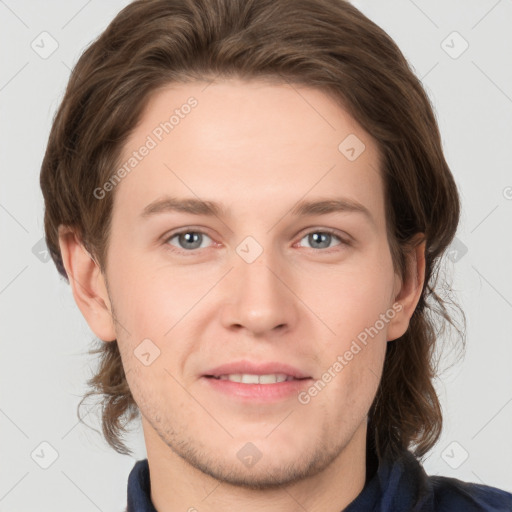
203, 360, 312, 379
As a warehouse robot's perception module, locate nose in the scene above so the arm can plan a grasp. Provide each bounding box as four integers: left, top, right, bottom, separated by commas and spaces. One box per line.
220, 250, 300, 337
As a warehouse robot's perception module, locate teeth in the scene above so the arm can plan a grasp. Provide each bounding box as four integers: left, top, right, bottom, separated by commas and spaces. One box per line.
217, 373, 293, 384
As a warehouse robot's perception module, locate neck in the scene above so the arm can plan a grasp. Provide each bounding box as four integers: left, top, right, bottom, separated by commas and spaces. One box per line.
143, 418, 368, 512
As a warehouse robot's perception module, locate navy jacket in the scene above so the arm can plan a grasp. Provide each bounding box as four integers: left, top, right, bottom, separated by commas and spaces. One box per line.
126, 443, 512, 511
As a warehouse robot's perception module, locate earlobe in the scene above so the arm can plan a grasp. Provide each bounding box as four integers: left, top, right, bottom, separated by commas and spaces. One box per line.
58, 226, 117, 342
387, 236, 426, 342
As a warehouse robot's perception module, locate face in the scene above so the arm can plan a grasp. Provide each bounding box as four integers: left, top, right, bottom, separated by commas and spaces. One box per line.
102, 79, 403, 487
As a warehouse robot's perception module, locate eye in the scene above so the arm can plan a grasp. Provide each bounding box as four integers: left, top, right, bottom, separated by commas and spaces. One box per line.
165, 230, 214, 252
297, 229, 348, 251
163, 227, 350, 254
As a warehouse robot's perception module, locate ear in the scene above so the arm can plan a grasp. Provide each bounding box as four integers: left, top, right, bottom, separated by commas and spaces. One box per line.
386, 235, 426, 342
58, 226, 117, 342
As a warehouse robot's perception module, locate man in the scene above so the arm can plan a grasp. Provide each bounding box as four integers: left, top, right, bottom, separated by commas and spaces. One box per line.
39, 0, 512, 510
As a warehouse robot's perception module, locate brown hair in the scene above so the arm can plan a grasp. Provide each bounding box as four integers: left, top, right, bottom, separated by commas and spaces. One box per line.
40, 0, 465, 460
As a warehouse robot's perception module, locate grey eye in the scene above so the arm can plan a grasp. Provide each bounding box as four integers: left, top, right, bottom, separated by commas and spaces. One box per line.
300, 231, 342, 250
168, 231, 212, 250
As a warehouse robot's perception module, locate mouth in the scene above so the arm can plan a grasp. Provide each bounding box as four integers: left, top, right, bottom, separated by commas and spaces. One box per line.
204, 373, 310, 384
200, 361, 313, 402
201, 374, 313, 402
202, 360, 312, 381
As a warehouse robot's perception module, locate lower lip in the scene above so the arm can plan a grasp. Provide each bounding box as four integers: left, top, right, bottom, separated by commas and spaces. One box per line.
201, 376, 313, 402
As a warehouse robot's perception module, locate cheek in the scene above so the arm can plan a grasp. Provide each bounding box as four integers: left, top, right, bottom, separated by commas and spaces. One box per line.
324, 320, 388, 417
108, 249, 184, 325
308, 251, 394, 392
315, 266, 395, 337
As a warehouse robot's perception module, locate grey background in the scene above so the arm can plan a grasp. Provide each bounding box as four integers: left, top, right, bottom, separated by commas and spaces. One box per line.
1, 0, 511, 510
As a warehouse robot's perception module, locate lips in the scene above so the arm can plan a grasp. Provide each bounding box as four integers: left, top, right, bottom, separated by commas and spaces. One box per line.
203, 360, 312, 380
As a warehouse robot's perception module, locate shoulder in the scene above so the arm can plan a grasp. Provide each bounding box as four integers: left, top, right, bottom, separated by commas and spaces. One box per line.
428, 474, 512, 512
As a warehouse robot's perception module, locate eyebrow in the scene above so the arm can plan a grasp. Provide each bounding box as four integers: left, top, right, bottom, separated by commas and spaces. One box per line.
140, 195, 375, 225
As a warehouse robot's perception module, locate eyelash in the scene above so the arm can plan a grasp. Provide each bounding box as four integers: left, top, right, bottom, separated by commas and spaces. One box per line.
162, 227, 351, 255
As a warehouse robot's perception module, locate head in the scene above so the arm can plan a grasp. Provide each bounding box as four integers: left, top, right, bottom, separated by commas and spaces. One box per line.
40, 0, 464, 475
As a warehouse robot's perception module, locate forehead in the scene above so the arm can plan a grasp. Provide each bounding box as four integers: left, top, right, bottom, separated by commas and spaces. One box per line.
112, 79, 385, 230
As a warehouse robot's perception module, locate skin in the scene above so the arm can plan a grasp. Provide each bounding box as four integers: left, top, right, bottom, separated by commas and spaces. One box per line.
59, 79, 425, 512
